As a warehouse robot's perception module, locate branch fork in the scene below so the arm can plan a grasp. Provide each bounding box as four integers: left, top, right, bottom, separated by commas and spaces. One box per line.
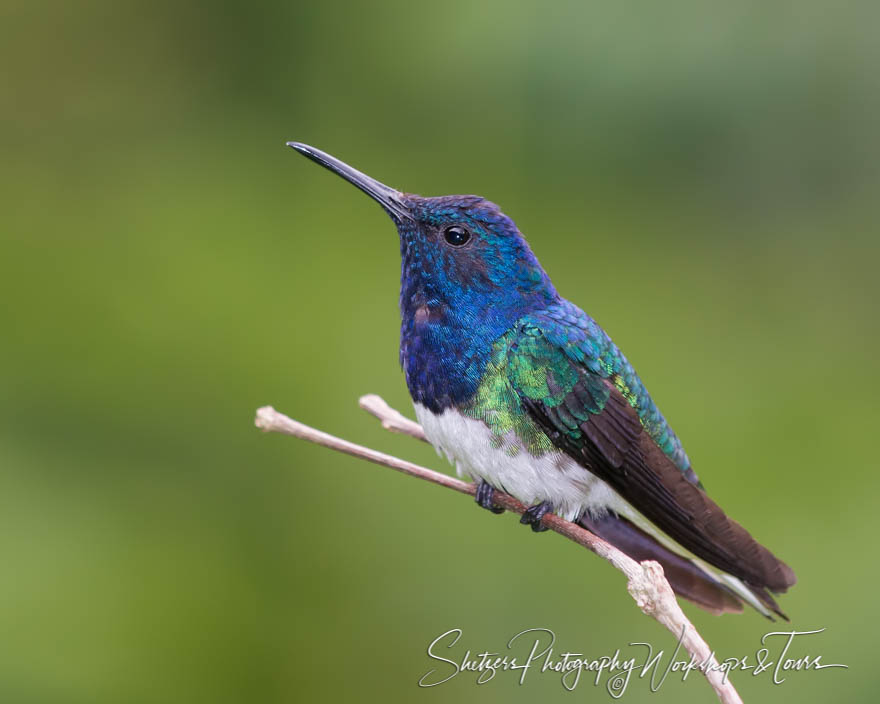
254, 396, 743, 704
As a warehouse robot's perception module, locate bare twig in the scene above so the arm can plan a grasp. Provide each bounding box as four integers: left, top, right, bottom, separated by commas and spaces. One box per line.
255, 400, 743, 704
358, 394, 428, 442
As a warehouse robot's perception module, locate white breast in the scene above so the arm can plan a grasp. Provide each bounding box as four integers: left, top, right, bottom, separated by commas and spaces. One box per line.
414, 404, 629, 522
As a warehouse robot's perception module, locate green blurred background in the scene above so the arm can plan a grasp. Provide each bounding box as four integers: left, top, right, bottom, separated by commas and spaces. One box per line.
2, 1, 878, 701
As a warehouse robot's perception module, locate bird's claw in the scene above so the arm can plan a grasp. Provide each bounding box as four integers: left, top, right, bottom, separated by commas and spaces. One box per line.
475, 481, 505, 514
520, 501, 552, 532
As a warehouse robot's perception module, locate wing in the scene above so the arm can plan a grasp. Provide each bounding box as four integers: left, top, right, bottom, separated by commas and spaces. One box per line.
506, 313, 796, 600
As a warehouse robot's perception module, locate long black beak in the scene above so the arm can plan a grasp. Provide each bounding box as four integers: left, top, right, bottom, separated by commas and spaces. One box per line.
287, 142, 413, 223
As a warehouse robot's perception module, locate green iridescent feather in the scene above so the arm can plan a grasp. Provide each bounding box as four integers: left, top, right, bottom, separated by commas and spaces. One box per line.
462, 302, 692, 476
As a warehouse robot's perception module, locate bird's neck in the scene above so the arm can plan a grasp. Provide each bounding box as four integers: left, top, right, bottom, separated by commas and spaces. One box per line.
398, 271, 555, 413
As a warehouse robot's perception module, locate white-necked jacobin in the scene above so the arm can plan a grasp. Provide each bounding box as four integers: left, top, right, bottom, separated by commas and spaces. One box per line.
288, 142, 796, 619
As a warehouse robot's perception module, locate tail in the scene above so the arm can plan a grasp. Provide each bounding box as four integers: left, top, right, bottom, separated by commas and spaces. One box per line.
577, 510, 793, 619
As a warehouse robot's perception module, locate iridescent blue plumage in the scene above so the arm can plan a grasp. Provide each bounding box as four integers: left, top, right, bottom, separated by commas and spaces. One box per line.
289, 142, 795, 618
396, 194, 692, 475
397, 195, 557, 413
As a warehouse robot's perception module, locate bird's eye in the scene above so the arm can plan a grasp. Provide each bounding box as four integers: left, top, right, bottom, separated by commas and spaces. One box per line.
443, 226, 471, 247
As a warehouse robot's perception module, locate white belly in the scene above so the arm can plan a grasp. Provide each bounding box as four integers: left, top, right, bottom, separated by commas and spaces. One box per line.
414, 405, 777, 617
414, 403, 630, 522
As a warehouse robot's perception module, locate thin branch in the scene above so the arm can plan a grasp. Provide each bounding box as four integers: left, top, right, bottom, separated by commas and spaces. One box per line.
358, 394, 428, 442
255, 400, 743, 704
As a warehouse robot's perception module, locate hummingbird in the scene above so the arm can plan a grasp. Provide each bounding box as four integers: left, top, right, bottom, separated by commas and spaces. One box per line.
288, 142, 796, 618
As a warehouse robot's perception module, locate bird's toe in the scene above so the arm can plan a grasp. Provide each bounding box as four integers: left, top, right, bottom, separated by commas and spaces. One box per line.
475, 480, 505, 514
520, 501, 552, 532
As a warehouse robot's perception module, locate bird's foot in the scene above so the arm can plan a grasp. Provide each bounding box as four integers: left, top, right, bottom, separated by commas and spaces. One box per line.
520, 501, 552, 532
474, 480, 505, 514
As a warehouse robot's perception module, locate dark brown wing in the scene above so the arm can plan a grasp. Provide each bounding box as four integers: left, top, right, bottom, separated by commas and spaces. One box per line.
511, 345, 796, 605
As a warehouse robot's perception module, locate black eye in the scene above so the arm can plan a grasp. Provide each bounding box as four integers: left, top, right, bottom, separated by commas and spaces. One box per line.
443, 226, 471, 247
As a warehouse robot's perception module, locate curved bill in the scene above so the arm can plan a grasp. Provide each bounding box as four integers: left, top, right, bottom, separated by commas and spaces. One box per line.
287, 142, 414, 223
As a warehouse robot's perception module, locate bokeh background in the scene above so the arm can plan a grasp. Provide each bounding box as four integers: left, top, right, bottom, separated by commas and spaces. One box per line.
2, 1, 878, 702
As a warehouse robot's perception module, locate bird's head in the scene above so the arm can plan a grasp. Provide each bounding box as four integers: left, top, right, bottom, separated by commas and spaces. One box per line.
288, 143, 557, 312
